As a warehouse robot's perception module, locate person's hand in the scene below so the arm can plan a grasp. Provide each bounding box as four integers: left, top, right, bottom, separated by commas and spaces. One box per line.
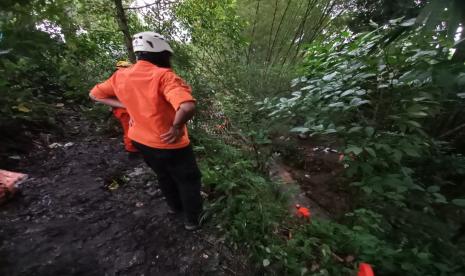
161, 125, 184, 144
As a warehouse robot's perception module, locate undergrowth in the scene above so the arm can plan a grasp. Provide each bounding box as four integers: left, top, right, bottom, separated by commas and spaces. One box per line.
192, 130, 449, 275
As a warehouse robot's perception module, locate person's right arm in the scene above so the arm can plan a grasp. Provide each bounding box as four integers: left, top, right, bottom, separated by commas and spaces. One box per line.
160, 101, 196, 144
160, 71, 197, 144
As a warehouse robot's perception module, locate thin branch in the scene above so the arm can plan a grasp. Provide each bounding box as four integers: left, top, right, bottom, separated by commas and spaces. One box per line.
246, 0, 261, 65
266, 0, 292, 64
290, 0, 336, 64
280, 0, 315, 66
272, 0, 306, 63
440, 122, 465, 139
265, 0, 280, 63
124, 2, 158, 10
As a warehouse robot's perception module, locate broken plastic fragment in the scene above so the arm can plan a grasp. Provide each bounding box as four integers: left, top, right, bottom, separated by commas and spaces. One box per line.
0, 169, 28, 204
358, 263, 374, 276
295, 204, 311, 219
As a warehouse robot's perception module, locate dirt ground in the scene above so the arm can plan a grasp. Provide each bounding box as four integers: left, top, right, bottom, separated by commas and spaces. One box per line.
0, 111, 249, 276
271, 136, 352, 219
292, 139, 352, 217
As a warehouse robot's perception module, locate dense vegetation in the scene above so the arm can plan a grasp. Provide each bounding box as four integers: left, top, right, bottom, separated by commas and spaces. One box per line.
1, 0, 465, 275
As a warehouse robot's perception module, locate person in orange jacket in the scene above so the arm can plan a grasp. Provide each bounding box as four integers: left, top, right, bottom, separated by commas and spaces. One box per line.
112, 61, 138, 153
89, 32, 202, 230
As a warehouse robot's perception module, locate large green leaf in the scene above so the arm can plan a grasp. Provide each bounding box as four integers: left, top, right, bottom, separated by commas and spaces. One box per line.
452, 199, 465, 207
345, 146, 363, 155
290, 127, 310, 133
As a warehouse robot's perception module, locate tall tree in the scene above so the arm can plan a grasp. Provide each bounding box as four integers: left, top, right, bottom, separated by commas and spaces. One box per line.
113, 0, 136, 63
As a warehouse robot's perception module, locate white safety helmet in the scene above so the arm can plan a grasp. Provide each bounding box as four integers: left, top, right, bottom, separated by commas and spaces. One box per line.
132, 31, 173, 53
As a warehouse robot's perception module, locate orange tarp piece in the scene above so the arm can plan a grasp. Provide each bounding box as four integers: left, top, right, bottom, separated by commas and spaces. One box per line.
358, 263, 375, 276
0, 169, 28, 204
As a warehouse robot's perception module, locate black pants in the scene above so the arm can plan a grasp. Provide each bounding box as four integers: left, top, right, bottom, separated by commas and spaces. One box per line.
132, 141, 203, 223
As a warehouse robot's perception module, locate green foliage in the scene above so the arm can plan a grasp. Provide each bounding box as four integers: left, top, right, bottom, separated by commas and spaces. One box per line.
237, 0, 337, 66
196, 127, 465, 275
195, 132, 324, 275
174, 1, 342, 147
0, 0, 129, 128
197, 129, 462, 275
259, 18, 465, 274
339, 0, 425, 32
417, 0, 465, 40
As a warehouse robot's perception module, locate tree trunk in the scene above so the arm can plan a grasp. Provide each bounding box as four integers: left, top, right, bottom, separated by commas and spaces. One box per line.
451, 0, 465, 62
113, 0, 136, 63
452, 25, 465, 62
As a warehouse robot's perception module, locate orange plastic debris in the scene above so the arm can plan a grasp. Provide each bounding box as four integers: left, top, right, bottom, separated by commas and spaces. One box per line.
295, 204, 311, 219
358, 263, 374, 276
0, 169, 28, 204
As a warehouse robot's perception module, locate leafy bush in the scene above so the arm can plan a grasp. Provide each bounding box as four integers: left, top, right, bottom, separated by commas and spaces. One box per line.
258, 19, 465, 274
195, 131, 414, 275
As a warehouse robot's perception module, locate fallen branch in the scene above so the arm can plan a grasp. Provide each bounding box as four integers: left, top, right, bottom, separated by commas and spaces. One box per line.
439, 122, 465, 139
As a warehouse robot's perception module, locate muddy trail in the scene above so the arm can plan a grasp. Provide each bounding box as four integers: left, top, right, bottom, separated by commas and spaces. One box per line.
0, 111, 248, 276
